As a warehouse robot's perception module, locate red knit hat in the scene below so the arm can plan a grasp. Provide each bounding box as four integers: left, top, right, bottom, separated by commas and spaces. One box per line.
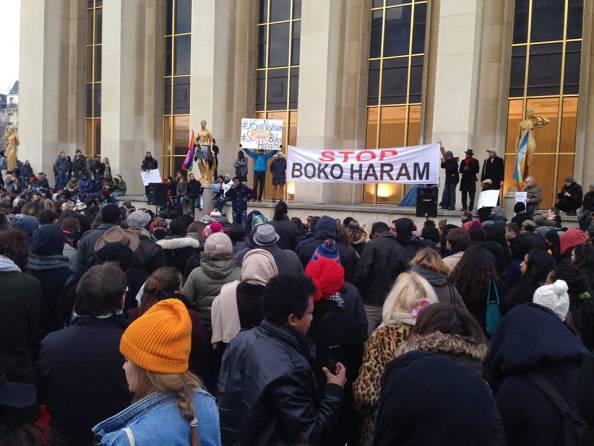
560, 229, 587, 256
305, 257, 345, 302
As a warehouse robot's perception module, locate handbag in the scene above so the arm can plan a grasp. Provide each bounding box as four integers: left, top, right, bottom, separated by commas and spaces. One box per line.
485, 279, 502, 336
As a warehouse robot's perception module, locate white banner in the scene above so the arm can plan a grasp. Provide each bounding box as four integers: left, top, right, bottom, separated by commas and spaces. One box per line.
141, 169, 162, 187
287, 144, 440, 184
240, 118, 283, 150
477, 189, 500, 209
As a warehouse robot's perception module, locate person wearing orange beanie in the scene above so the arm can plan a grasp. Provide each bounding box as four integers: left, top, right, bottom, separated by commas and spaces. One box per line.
305, 257, 367, 446
93, 299, 221, 446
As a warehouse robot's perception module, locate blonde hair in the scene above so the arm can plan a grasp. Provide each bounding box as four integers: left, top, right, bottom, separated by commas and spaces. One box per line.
411, 247, 450, 275
382, 271, 438, 322
129, 363, 203, 446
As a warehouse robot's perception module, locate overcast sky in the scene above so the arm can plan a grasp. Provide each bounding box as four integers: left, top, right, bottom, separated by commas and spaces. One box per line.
0, 0, 20, 94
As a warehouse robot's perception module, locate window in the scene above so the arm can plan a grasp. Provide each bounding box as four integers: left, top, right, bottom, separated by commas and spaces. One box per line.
256, 0, 301, 200
163, 0, 192, 178
364, 0, 428, 204
504, 0, 583, 209
85, 0, 102, 156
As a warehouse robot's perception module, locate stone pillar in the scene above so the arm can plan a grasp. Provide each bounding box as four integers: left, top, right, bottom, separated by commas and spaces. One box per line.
19, 0, 85, 181
577, 0, 594, 187
101, 0, 162, 195
293, 0, 369, 204
190, 0, 255, 179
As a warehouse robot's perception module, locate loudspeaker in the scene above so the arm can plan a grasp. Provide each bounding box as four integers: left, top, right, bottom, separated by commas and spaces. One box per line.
416, 186, 438, 218
147, 183, 168, 206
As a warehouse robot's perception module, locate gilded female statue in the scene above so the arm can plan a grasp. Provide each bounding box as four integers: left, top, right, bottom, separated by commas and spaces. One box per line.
5, 128, 19, 172
516, 108, 550, 178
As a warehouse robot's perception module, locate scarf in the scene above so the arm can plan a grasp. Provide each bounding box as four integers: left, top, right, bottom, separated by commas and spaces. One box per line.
464, 156, 473, 167
27, 253, 71, 271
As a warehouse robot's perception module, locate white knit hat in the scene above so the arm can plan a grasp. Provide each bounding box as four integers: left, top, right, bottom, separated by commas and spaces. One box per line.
204, 232, 233, 257
533, 280, 570, 321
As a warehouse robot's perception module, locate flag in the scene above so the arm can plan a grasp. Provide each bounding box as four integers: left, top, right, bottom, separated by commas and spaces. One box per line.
182, 129, 195, 172
513, 131, 529, 189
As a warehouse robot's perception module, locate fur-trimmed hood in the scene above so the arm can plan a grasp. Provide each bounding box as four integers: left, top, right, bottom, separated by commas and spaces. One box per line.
156, 236, 200, 251
395, 331, 487, 361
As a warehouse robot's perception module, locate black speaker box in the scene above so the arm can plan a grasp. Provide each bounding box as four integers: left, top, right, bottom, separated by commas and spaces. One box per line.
147, 183, 169, 206
416, 186, 438, 218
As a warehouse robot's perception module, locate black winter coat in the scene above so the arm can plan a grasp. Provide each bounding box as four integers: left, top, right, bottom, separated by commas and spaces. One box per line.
308, 299, 366, 446
156, 236, 201, 278
459, 158, 480, 192
557, 182, 583, 212
481, 156, 504, 190
37, 317, 131, 446
270, 158, 287, 184
0, 272, 41, 384
374, 351, 504, 446
187, 179, 202, 199
486, 304, 589, 446
583, 191, 594, 212
141, 157, 158, 171
134, 235, 166, 273
271, 217, 300, 250
217, 320, 343, 445
441, 158, 459, 185
355, 233, 409, 306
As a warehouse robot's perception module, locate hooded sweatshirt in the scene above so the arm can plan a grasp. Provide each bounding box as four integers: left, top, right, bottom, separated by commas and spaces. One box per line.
410, 264, 465, 307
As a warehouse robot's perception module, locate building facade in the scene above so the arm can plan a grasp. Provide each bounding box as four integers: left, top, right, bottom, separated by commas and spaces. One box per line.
18, 0, 594, 209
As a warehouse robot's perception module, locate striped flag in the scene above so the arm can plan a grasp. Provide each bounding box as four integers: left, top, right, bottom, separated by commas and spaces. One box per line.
182, 129, 195, 172
513, 131, 529, 189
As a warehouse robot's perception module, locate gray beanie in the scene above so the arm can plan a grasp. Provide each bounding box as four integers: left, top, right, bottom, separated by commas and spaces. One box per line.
204, 232, 233, 257
126, 210, 151, 230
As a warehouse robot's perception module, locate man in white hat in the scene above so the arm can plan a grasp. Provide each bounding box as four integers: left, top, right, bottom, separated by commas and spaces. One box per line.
480, 148, 504, 192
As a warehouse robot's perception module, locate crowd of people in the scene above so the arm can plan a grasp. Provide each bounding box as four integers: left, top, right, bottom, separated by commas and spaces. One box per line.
1, 153, 594, 446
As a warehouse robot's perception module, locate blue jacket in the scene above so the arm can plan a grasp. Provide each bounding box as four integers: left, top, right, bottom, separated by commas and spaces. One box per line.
244, 149, 277, 173
93, 390, 221, 446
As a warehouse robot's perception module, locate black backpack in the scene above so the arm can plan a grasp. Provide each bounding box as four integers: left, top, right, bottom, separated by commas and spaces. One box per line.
523, 372, 590, 446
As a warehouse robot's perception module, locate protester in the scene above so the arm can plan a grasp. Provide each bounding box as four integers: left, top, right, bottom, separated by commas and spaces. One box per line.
243, 148, 278, 201
353, 272, 438, 445
439, 149, 459, 210
37, 263, 130, 446
296, 215, 358, 282
555, 176, 583, 215
559, 228, 588, 260
450, 245, 502, 335
533, 279, 570, 321
182, 232, 241, 331
141, 151, 158, 197
236, 223, 303, 275
410, 248, 465, 306
233, 150, 248, 182
480, 148, 504, 192
60, 216, 80, 272
71, 150, 86, 177
271, 200, 300, 250
524, 176, 543, 215
511, 201, 530, 227
486, 303, 589, 446
551, 265, 594, 351
125, 209, 166, 273
269, 152, 287, 202
28, 224, 72, 335
305, 256, 366, 446
373, 351, 502, 446
92, 299, 221, 445
77, 204, 120, 272
355, 221, 409, 334
156, 217, 200, 277
53, 152, 71, 191
442, 228, 470, 270
459, 149, 480, 211
217, 274, 346, 445
0, 230, 41, 387
224, 176, 255, 227
186, 173, 202, 216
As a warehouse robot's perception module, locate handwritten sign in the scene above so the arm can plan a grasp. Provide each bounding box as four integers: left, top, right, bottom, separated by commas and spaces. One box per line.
477, 189, 500, 209
515, 192, 528, 203
141, 169, 162, 187
240, 118, 283, 150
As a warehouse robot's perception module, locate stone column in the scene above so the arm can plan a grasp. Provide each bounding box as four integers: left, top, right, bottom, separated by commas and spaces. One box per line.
101, 0, 162, 195
577, 0, 594, 187
190, 0, 255, 179
293, 0, 369, 204
19, 0, 85, 180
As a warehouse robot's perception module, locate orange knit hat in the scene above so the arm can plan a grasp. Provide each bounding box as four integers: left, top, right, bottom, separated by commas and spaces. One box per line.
120, 299, 191, 373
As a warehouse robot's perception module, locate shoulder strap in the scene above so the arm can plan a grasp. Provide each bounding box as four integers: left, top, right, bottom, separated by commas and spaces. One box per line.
523, 372, 571, 416
122, 427, 135, 446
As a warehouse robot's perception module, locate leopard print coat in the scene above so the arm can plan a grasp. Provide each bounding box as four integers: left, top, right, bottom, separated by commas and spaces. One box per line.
353, 323, 412, 446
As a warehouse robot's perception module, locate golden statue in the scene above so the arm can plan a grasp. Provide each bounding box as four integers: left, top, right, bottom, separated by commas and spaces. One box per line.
516, 108, 550, 178
194, 120, 216, 185
5, 128, 19, 172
